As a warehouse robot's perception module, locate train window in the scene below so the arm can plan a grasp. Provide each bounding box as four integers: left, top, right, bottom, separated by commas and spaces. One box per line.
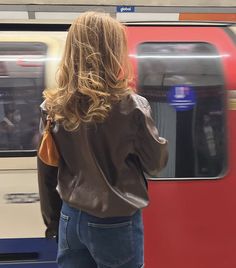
0, 42, 46, 154
137, 42, 227, 179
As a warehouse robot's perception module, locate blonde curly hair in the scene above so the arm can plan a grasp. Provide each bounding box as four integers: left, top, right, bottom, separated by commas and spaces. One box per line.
43, 12, 133, 131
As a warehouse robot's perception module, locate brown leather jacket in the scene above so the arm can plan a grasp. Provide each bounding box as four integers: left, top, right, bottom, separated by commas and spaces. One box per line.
37, 93, 168, 238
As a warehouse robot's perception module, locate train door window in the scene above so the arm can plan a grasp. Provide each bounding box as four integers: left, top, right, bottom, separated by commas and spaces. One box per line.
137, 42, 226, 179
0, 42, 46, 154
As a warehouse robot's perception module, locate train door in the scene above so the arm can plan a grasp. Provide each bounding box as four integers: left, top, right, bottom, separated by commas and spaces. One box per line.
127, 25, 236, 268
0, 32, 66, 267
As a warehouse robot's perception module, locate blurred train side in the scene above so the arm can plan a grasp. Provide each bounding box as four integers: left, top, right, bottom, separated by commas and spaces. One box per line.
0, 22, 236, 268
132, 24, 236, 268
0, 30, 66, 267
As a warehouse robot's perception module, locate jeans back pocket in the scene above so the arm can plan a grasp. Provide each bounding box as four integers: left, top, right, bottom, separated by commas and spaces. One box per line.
88, 221, 134, 267
58, 212, 70, 251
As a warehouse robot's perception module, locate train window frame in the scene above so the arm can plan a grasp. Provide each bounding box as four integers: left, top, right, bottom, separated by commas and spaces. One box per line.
137, 41, 228, 181
0, 41, 47, 158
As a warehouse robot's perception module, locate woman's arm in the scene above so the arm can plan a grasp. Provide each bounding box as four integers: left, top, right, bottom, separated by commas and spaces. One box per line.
37, 157, 62, 238
37, 106, 62, 238
134, 97, 168, 177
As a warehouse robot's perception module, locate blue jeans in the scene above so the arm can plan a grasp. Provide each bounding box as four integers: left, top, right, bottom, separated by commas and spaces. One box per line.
57, 202, 144, 268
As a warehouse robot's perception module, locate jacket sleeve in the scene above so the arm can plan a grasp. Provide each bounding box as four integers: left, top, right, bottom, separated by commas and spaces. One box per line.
133, 97, 168, 177
37, 158, 62, 238
37, 111, 62, 238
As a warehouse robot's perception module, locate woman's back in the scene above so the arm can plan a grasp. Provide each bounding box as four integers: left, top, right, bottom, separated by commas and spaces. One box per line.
40, 93, 167, 218
37, 11, 168, 268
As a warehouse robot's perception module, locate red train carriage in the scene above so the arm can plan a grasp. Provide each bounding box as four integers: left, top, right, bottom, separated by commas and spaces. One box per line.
127, 24, 236, 268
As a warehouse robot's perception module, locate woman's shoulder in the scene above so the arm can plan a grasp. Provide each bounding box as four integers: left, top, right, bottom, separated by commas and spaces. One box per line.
39, 100, 49, 124
118, 92, 150, 115
40, 100, 47, 112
